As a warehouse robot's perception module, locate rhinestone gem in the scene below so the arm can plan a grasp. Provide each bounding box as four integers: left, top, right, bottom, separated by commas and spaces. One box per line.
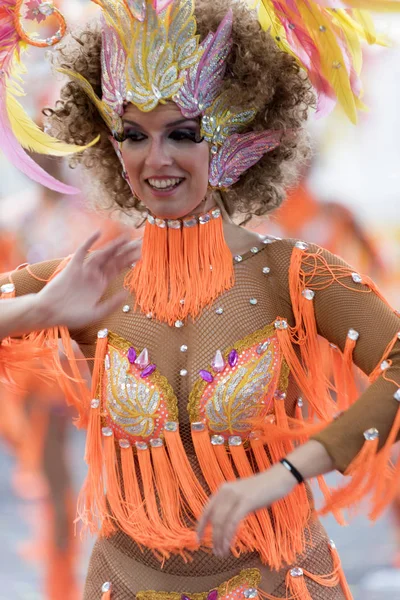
347, 328, 359, 341
46, 37, 54, 45
364, 428, 379, 441
381, 360, 390, 370
351, 272, 362, 284
215, 307, 224, 315
234, 255, 243, 262
274, 319, 288, 330
263, 237, 273, 244
328, 539, 336, 549
102, 427, 113, 437
155, 218, 166, 228
228, 435, 242, 446
147, 214, 155, 225
141, 364, 156, 378
250, 247, 259, 254
211, 349, 225, 373
244, 589, 258, 599
290, 567, 303, 578
175, 320, 184, 328
183, 217, 197, 228
274, 390, 286, 400
135, 348, 149, 370
146, 313, 153, 319
394, 389, 400, 401
1, 283, 15, 294
122, 304, 130, 313
135, 441, 148, 450
180, 369, 188, 376
302, 289, 315, 300
297, 397, 304, 408
180, 345, 188, 352
102, 582, 112, 593
91, 398, 100, 409
250, 298, 258, 305
295, 241, 309, 250
211, 435, 225, 446
97, 329, 108, 339
192, 422, 206, 432
288, 23, 296, 30
228, 349, 239, 368
332, 61, 342, 69
104, 354, 110, 370
150, 438, 164, 448
330, 343, 338, 350
199, 214, 211, 225
127, 347, 137, 364
262, 267, 271, 274
211, 208, 221, 219
180, 299, 185, 305
319, 25, 327, 32
38, 2, 55, 16
167, 219, 181, 229
199, 370, 214, 383
119, 439, 131, 449
164, 421, 178, 432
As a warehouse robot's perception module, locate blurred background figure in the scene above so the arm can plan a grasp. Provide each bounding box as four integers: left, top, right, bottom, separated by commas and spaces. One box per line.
0, 2, 400, 600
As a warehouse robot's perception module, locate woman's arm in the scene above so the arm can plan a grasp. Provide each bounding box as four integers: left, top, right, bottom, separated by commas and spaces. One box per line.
0, 232, 140, 339
198, 240, 399, 555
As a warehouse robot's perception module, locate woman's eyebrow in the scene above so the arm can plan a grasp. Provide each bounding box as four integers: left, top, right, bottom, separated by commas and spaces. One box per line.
122, 118, 198, 128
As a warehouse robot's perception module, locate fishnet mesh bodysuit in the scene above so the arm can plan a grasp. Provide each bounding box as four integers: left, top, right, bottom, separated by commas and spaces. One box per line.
4, 238, 400, 600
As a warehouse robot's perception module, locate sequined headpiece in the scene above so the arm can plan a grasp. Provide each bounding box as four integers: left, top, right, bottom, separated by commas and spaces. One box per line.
2, 0, 400, 192
58, 0, 281, 189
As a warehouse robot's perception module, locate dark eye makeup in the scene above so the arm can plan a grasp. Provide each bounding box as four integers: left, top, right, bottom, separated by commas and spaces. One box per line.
118, 127, 204, 144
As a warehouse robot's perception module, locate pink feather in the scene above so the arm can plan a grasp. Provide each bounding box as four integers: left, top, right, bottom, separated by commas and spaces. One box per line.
0, 83, 79, 194
153, 0, 175, 12
0, 1, 20, 75
101, 17, 127, 115
271, 1, 336, 118
209, 131, 282, 189
174, 10, 233, 118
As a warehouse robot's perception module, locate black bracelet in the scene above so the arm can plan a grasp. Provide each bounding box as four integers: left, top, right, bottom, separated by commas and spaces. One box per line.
279, 458, 304, 484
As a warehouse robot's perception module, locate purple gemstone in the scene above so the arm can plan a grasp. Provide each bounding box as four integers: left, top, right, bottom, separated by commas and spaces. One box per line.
199, 370, 214, 383
141, 364, 156, 378
228, 349, 238, 368
127, 347, 137, 364
181, 596, 191, 600
207, 591, 218, 600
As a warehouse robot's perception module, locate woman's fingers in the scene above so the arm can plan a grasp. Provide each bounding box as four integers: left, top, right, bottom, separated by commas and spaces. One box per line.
196, 496, 215, 543
70, 231, 101, 267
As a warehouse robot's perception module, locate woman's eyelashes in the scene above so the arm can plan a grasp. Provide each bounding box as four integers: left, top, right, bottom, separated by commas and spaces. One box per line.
123, 129, 203, 144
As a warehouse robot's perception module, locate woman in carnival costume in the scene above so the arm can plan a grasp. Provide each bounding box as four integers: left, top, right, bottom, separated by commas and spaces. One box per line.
1, 1, 400, 599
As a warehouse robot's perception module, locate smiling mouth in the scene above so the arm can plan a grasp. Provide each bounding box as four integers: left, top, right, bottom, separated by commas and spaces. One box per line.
146, 177, 184, 192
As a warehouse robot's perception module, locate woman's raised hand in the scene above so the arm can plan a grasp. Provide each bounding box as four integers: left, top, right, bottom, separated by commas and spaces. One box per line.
36, 232, 141, 330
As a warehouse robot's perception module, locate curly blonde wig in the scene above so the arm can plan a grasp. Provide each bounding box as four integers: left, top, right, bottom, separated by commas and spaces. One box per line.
44, 0, 315, 223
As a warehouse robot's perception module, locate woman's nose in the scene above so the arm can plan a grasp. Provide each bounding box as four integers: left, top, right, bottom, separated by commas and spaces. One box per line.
144, 139, 173, 169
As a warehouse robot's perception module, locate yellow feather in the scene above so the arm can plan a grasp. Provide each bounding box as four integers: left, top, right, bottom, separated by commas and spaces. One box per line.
257, 0, 296, 59
296, 2, 358, 124
352, 9, 377, 44
56, 67, 121, 133
6, 91, 100, 156
329, 10, 363, 75
341, 0, 400, 11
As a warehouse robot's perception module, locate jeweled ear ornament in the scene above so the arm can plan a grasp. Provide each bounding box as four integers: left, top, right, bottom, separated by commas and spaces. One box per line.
208, 130, 283, 189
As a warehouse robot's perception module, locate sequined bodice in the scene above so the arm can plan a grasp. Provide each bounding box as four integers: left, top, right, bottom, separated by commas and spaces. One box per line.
73, 241, 299, 442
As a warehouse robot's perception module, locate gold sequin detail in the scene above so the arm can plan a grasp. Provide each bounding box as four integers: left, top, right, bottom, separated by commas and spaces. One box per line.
136, 569, 262, 600
188, 322, 289, 436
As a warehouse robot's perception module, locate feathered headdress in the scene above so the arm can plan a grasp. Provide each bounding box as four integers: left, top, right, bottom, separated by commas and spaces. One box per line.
0, 0, 99, 193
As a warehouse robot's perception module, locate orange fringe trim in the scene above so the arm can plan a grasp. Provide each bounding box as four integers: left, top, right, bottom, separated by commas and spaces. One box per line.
124, 211, 234, 325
